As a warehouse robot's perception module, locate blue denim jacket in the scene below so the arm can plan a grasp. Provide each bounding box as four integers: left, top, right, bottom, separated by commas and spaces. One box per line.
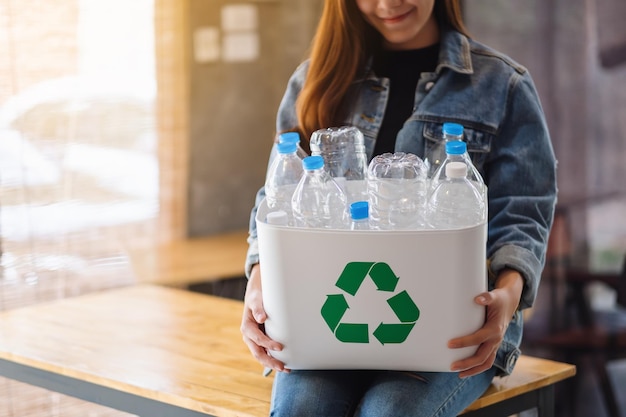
246, 28, 557, 376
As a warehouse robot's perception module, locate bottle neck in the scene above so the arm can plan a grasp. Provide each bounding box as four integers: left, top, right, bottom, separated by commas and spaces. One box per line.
444, 133, 463, 141
305, 167, 325, 174
279, 151, 299, 158
446, 153, 464, 161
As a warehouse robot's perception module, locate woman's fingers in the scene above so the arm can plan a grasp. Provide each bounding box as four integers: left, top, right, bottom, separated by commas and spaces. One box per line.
240, 266, 289, 371
240, 306, 288, 370
245, 289, 267, 324
450, 334, 499, 376
456, 349, 498, 378
241, 333, 287, 371
241, 307, 283, 350
447, 290, 509, 376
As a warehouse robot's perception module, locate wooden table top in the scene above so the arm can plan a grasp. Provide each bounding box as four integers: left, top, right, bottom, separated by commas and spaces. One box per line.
0, 285, 272, 417
0, 285, 575, 417
461, 355, 576, 412
128, 230, 249, 286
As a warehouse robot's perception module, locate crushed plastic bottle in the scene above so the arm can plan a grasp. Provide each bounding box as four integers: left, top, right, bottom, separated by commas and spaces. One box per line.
367, 152, 428, 230
310, 126, 368, 204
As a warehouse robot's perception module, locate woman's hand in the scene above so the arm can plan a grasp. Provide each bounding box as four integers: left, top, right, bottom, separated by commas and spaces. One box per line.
240, 264, 289, 372
447, 269, 524, 378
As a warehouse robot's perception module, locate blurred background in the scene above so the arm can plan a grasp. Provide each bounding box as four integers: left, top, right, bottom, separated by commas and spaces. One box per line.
0, 0, 624, 416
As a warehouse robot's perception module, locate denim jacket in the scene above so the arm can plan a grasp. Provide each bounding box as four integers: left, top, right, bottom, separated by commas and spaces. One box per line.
246, 28, 557, 376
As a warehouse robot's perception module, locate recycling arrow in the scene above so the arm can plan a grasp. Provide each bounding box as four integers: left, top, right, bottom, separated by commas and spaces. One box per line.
335, 262, 374, 295
373, 291, 420, 344
336, 323, 369, 343
369, 262, 400, 292
387, 290, 420, 322
321, 294, 349, 331
321, 262, 420, 345
335, 262, 400, 295
373, 323, 415, 344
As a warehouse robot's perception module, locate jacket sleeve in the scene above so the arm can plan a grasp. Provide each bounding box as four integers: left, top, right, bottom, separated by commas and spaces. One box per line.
244, 62, 308, 278
485, 70, 558, 310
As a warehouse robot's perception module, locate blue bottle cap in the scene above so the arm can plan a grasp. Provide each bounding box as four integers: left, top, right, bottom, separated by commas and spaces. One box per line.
279, 131, 301, 145
302, 155, 324, 170
350, 201, 369, 220
277, 141, 297, 154
443, 122, 464, 137
445, 140, 466, 155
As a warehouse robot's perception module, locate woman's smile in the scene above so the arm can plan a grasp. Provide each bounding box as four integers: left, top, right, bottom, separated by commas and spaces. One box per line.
380, 8, 415, 25
356, 0, 439, 50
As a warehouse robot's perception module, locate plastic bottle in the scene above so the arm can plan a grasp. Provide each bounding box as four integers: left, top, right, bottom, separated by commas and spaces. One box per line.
309, 126, 368, 204
367, 152, 428, 230
291, 155, 348, 229
349, 201, 370, 230
426, 161, 486, 229
429, 140, 485, 198
443, 122, 464, 141
426, 122, 464, 177
264, 141, 304, 224
278, 131, 308, 159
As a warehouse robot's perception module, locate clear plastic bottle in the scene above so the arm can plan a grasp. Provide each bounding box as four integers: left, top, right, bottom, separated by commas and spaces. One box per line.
310, 126, 368, 204
291, 155, 348, 229
426, 122, 464, 177
265, 141, 304, 224
349, 201, 370, 230
429, 140, 485, 198
278, 131, 308, 159
367, 152, 428, 230
443, 122, 464, 140
426, 161, 486, 229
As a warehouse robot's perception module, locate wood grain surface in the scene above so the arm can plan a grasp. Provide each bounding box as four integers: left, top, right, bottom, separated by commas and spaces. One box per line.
0, 285, 271, 417
127, 230, 248, 286
462, 355, 576, 412
0, 285, 575, 417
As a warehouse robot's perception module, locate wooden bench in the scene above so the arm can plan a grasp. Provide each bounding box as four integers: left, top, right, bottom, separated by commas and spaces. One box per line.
127, 229, 249, 288
0, 285, 575, 417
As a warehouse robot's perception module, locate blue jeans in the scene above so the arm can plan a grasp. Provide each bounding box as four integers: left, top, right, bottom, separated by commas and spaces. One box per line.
269, 368, 497, 417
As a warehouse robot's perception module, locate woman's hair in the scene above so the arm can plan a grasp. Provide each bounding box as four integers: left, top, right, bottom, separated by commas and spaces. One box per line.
294, 0, 469, 142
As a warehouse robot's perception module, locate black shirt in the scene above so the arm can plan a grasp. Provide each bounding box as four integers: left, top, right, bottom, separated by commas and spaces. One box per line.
372, 44, 439, 156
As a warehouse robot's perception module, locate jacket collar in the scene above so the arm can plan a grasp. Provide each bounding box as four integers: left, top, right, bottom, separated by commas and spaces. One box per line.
435, 28, 473, 75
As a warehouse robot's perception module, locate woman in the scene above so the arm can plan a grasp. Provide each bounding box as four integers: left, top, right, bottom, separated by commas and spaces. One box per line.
241, 0, 557, 415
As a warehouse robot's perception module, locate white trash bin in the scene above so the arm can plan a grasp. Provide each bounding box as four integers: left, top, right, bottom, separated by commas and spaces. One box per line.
256, 198, 487, 371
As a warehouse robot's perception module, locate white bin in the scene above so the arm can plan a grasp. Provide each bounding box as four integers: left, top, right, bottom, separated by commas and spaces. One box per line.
256, 199, 487, 372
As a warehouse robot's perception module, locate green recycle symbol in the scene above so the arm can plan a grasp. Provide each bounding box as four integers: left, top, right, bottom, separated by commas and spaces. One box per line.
321, 262, 420, 344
